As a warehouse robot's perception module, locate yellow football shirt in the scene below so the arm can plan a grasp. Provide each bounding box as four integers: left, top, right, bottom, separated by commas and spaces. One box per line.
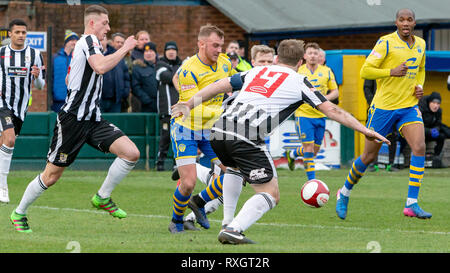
295, 64, 338, 118
175, 53, 235, 130
360, 31, 426, 110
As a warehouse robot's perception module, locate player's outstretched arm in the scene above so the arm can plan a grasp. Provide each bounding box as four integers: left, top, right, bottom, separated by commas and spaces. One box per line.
317, 101, 390, 145
171, 77, 232, 119
88, 36, 137, 75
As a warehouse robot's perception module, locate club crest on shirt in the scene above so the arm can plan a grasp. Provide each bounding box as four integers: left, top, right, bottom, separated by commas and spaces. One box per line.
4, 116, 12, 125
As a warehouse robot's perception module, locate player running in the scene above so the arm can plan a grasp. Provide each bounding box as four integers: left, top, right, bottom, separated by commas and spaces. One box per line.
172, 39, 389, 244
335, 8, 431, 220
10, 5, 139, 233
286, 42, 339, 179
168, 24, 235, 233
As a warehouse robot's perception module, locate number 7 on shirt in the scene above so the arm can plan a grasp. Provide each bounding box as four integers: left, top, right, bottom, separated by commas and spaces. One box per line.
244, 67, 289, 98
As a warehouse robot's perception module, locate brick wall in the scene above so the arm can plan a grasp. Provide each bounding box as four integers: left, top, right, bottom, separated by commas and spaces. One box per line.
2, 1, 387, 112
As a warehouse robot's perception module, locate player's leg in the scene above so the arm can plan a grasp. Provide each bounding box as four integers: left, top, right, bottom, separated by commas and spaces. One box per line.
399, 117, 431, 219
187, 137, 224, 229
0, 109, 21, 203
218, 140, 277, 244
11, 162, 65, 233
86, 120, 139, 219
336, 106, 390, 220
169, 122, 198, 233
11, 112, 84, 232
286, 117, 304, 170
0, 128, 15, 203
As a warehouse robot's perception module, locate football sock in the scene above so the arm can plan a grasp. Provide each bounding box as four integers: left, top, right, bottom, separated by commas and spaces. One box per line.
98, 157, 136, 199
172, 186, 190, 222
196, 163, 211, 185
222, 171, 243, 227
0, 144, 14, 188
406, 155, 425, 206
228, 192, 276, 232
291, 145, 304, 159
199, 174, 224, 203
303, 152, 315, 180
15, 174, 47, 215
341, 157, 367, 197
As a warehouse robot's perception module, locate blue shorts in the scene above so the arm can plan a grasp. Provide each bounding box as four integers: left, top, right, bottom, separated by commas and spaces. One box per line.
366, 105, 423, 137
295, 116, 326, 146
170, 119, 221, 167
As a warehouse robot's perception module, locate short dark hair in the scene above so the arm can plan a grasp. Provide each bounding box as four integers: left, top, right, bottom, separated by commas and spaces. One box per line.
396, 8, 415, 19
112, 32, 125, 40
277, 39, 305, 67
8, 19, 27, 31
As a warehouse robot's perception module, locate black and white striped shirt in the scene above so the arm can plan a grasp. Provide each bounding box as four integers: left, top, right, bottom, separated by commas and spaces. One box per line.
62, 34, 103, 121
213, 65, 327, 144
0, 45, 45, 121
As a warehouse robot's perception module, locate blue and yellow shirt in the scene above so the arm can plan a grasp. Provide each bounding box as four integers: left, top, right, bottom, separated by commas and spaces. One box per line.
295, 64, 338, 118
175, 53, 235, 130
360, 31, 426, 110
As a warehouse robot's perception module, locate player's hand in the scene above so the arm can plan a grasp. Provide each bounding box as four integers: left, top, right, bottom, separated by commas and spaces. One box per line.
31, 65, 40, 77
123, 36, 137, 52
390, 61, 408, 77
171, 102, 191, 121
414, 85, 424, 99
364, 129, 391, 145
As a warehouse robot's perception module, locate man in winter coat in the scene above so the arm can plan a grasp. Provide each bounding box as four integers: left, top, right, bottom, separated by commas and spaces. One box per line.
131, 42, 158, 113
51, 31, 78, 112
155, 41, 181, 171
418, 91, 450, 165
100, 38, 130, 113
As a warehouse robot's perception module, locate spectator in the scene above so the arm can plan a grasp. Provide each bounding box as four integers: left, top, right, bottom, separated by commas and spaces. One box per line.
225, 40, 252, 72
237, 40, 252, 70
99, 37, 130, 113
131, 30, 150, 61
419, 91, 450, 167
227, 51, 239, 70
51, 30, 78, 112
131, 42, 158, 113
155, 41, 182, 171
111, 32, 132, 112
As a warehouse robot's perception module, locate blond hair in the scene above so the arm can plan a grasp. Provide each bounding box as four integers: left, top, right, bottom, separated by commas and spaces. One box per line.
136, 30, 150, 41
198, 24, 224, 40
251, 45, 275, 60
277, 39, 305, 67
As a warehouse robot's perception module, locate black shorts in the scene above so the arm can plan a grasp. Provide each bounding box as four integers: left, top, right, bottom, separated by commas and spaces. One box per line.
47, 111, 125, 167
0, 107, 23, 136
210, 129, 276, 184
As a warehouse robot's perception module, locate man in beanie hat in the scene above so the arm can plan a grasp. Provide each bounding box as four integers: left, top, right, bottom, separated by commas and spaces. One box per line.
419, 91, 450, 166
131, 42, 158, 112
155, 41, 182, 171
51, 30, 78, 112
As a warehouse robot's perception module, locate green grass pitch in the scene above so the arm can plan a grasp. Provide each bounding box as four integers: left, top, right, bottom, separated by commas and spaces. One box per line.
1, 168, 449, 253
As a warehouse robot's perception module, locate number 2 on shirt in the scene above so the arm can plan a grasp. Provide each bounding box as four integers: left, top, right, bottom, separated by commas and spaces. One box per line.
244, 67, 289, 98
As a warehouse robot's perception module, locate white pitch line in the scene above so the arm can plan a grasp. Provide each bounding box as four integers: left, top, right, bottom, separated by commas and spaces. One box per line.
27, 205, 450, 236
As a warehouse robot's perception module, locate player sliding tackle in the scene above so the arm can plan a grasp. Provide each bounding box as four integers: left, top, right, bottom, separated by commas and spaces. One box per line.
172, 39, 390, 244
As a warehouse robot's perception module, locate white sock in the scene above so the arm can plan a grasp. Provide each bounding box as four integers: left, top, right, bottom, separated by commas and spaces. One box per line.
406, 198, 417, 206
97, 157, 136, 199
196, 163, 211, 185
0, 144, 14, 188
16, 174, 47, 215
228, 192, 276, 232
290, 150, 296, 159
205, 197, 223, 214
222, 171, 243, 227
340, 185, 351, 197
